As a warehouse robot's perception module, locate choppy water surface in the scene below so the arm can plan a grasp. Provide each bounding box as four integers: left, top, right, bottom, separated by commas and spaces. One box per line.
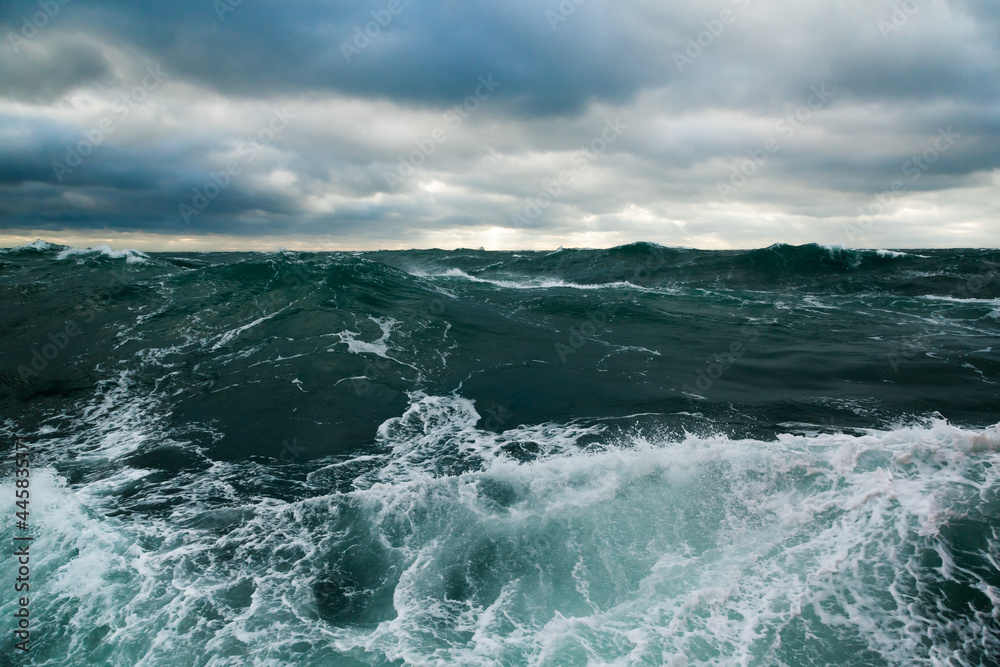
1, 241, 999, 665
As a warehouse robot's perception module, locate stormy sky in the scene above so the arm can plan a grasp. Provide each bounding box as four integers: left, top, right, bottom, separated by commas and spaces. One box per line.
1, 0, 998, 250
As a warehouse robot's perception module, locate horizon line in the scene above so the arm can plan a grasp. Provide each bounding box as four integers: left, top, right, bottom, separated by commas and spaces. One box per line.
4, 237, 999, 254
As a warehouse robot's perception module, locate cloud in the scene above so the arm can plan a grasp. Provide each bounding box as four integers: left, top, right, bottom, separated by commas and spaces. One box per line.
0, 34, 113, 103
0, 0, 998, 249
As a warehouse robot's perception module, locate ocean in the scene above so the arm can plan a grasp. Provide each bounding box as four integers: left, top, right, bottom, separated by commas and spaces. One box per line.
1, 240, 999, 665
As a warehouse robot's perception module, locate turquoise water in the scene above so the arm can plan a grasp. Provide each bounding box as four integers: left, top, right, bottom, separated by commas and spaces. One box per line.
1, 241, 998, 665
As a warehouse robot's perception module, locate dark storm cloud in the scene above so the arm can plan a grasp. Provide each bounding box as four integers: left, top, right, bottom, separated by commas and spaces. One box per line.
5, 0, 992, 115
0, 34, 112, 103
0, 0, 998, 247
2, 0, 657, 114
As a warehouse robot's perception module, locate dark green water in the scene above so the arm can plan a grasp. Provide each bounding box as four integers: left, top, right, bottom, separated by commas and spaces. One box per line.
1, 240, 999, 665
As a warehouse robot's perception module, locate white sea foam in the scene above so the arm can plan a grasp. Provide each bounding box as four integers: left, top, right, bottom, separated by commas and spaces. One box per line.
5, 392, 999, 665
4, 238, 58, 252
211, 304, 290, 350
55, 243, 150, 264
327, 316, 399, 358
431, 268, 651, 292
918, 294, 1000, 306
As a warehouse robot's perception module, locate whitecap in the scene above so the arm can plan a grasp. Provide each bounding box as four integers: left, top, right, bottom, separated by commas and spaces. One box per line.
55, 243, 150, 264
